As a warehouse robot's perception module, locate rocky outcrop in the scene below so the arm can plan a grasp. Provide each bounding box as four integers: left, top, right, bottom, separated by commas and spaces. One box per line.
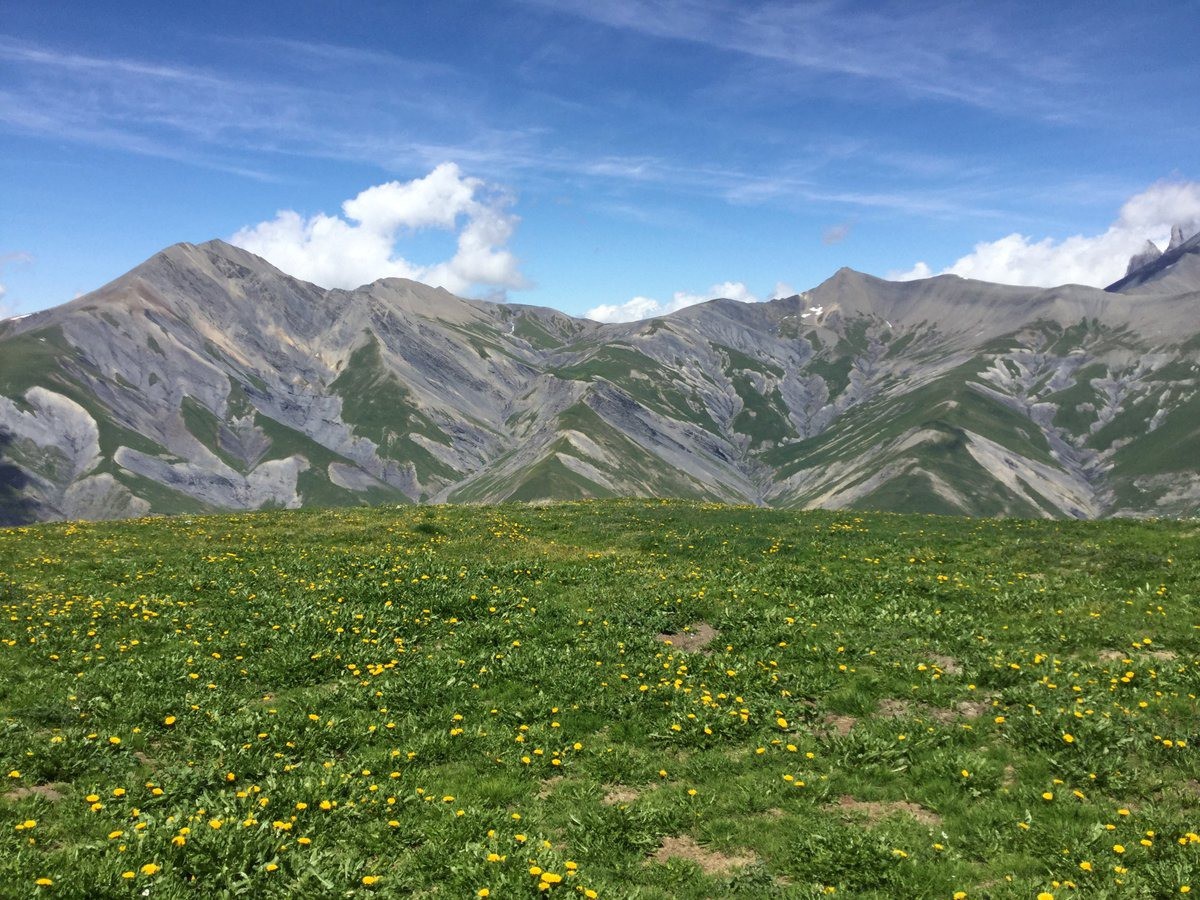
2, 238, 1199, 523
1125, 240, 1162, 276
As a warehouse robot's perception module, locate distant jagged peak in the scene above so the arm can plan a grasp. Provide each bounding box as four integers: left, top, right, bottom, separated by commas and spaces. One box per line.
1107, 224, 1200, 294
1125, 239, 1163, 276
1119, 223, 1196, 279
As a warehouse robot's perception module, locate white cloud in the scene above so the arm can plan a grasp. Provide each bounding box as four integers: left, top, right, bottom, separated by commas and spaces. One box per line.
889, 261, 932, 281
585, 296, 662, 323
586, 280, 764, 323
890, 181, 1200, 287
231, 163, 527, 297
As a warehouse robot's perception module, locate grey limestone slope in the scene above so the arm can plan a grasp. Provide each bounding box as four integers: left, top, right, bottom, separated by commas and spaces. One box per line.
1, 238, 1198, 523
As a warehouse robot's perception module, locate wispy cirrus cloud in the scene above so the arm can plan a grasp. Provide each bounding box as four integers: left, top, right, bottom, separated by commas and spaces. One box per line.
530, 0, 1089, 118
0, 35, 508, 181
0, 34, 1015, 221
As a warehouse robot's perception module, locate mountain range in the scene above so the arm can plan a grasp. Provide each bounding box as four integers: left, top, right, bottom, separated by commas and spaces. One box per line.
2, 231, 1198, 524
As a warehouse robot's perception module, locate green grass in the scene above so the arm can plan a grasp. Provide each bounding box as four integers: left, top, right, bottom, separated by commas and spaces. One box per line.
716, 345, 785, 379
552, 347, 723, 434
0, 328, 73, 399
180, 397, 245, 473
766, 360, 1058, 483
505, 451, 617, 502
330, 336, 452, 451
553, 347, 661, 384
0, 501, 1197, 898
731, 375, 794, 448
511, 315, 565, 350
0, 327, 167, 461
450, 404, 723, 504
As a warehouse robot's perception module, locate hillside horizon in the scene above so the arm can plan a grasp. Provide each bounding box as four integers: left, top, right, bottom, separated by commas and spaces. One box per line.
2, 233, 1198, 524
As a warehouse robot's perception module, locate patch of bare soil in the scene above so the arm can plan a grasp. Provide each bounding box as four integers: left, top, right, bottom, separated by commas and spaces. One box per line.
878, 699, 912, 718
651, 835, 756, 875
829, 794, 942, 828
1100, 647, 1176, 664
3, 784, 65, 803
929, 654, 962, 675
953, 699, 991, 719
879, 697, 990, 722
818, 713, 858, 737
655, 622, 719, 653
537, 776, 563, 799
601, 786, 641, 806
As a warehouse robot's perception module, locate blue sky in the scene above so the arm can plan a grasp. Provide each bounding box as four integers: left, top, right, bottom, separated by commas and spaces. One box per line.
2, 0, 1198, 320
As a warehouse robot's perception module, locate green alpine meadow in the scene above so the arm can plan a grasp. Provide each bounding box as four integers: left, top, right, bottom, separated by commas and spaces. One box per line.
1, 500, 1196, 898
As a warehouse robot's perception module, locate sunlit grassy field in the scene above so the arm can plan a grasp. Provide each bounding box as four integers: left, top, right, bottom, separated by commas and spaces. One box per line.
1, 500, 1197, 898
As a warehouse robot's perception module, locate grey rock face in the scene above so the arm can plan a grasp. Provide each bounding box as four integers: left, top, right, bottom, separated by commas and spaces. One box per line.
2, 238, 1199, 523
1108, 227, 1200, 295
1125, 240, 1162, 276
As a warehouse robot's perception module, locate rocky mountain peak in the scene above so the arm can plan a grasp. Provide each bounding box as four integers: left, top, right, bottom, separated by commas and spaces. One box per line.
3, 240, 1200, 525
1108, 224, 1200, 295
1124, 239, 1163, 276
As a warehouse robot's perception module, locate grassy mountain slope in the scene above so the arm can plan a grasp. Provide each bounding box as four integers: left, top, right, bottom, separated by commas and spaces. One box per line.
2, 240, 1198, 522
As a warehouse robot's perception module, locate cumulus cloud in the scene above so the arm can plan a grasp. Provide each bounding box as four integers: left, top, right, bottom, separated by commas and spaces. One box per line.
231, 163, 526, 297
890, 181, 1200, 286
586, 280, 767, 323
890, 261, 933, 281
